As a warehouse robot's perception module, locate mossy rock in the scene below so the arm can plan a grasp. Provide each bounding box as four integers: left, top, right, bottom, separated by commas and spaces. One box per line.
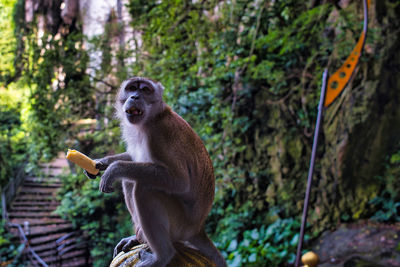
110, 243, 216, 267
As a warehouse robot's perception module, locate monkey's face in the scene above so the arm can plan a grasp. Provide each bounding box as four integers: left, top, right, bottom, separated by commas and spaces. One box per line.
116, 77, 164, 125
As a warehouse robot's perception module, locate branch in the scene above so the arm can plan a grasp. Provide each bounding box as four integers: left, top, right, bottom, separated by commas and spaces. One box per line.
87, 73, 118, 92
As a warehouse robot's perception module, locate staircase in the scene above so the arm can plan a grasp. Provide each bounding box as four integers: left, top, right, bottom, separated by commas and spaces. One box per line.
7, 155, 91, 266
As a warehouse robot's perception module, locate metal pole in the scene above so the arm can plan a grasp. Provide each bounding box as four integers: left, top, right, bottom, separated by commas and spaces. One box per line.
295, 69, 328, 267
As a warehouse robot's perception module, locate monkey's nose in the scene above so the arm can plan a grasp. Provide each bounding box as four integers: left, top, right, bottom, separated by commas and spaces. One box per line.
130, 95, 139, 100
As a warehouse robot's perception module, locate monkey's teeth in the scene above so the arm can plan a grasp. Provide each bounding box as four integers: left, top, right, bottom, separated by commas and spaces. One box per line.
126, 108, 143, 115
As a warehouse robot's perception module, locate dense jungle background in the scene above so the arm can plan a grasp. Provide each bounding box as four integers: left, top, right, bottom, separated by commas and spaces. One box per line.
1, 0, 400, 266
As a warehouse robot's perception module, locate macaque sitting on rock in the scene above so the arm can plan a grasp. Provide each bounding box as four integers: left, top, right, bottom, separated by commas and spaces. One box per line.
84, 77, 226, 267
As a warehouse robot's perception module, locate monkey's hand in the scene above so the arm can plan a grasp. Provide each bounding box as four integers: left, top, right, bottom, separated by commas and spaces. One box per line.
113, 235, 141, 258
83, 160, 108, 179
99, 161, 119, 193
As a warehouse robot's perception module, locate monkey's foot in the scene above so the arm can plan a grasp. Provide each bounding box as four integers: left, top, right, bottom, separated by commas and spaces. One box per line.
114, 235, 141, 258
136, 250, 160, 267
110, 242, 216, 267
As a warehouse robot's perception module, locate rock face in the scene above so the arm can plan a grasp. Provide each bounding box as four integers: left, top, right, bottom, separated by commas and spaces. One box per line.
242, 0, 400, 235
25, 0, 132, 74
61, 0, 131, 37
314, 223, 400, 267
25, 0, 62, 33
267, 0, 400, 232
312, 0, 400, 230
61, 0, 133, 76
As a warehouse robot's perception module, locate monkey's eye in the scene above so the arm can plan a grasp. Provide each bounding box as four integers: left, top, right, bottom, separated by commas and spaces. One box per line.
125, 85, 137, 92
141, 86, 152, 94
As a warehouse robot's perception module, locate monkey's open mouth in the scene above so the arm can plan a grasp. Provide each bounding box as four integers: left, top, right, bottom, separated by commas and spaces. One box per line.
126, 107, 143, 116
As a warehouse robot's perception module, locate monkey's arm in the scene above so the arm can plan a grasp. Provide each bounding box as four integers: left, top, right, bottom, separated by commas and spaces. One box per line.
84, 152, 132, 179
99, 160, 190, 194
96, 152, 132, 166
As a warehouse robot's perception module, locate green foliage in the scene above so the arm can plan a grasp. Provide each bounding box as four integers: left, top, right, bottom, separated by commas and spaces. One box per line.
55, 172, 131, 267
126, 1, 333, 264
370, 145, 400, 222
25, 29, 94, 161
0, 206, 24, 265
0, 0, 398, 266
0, 85, 28, 186
0, 0, 17, 84
221, 218, 302, 266
0, 0, 28, 187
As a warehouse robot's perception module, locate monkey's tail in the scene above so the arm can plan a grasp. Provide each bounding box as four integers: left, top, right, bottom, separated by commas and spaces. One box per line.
188, 230, 227, 267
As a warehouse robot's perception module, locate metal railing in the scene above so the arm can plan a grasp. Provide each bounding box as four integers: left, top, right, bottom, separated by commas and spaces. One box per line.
55, 231, 90, 267
1, 164, 49, 267
2, 162, 91, 267
8, 223, 49, 267
1, 163, 26, 222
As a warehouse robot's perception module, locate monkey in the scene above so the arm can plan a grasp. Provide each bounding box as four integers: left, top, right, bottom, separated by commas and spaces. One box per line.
84, 77, 227, 267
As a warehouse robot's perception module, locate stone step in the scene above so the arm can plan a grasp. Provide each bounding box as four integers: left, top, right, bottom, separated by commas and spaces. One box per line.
40, 167, 65, 177
58, 258, 90, 267
49, 257, 89, 267
30, 255, 89, 267
35, 239, 86, 258
8, 154, 90, 266
30, 238, 67, 254
10, 218, 69, 226
25, 176, 62, 183
19, 186, 57, 195
16, 195, 56, 201
40, 155, 69, 169
27, 224, 73, 238
29, 232, 67, 247
38, 249, 88, 265
9, 206, 57, 213
32, 257, 89, 267
11, 202, 59, 209
55, 242, 87, 255
22, 181, 62, 188
13, 195, 57, 202
29, 244, 56, 256
35, 247, 57, 259
9, 211, 59, 219
34, 244, 85, 259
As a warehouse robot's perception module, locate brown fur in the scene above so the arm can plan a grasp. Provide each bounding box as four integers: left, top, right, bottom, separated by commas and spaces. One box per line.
91, 78, 226, 267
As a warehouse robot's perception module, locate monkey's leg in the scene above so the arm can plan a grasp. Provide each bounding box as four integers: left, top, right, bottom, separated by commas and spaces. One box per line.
113, 183, 143, 258
188, 230, 227, 267
134, 186, 178, 267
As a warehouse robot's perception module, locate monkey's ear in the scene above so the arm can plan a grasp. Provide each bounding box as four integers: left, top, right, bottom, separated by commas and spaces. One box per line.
157, 82, 165, 92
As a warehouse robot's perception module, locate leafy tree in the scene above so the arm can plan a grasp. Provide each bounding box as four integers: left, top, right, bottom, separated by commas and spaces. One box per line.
1, 0, 399, 266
